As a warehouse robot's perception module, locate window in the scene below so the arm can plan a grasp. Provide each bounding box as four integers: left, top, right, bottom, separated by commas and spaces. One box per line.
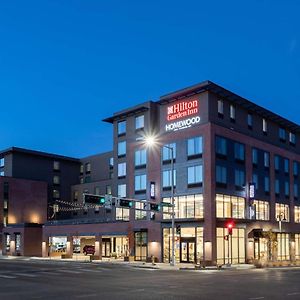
135, 201, 147, 220
274, 155, 280, 171
135, 149, 147, 167
263, 118, 267, 134
294, 183, 298, 199
216, 194, 245, 219
135, 231, 147, 260
264, 152, 270, 168
94, 187, 100, 195
0, 171, 4, 177
275, 179, 280, 195
235, 169, 245, 189
53, 175, 60, 185
253, 200, 270, 220
275, 203, 289, 222
215, 136, 227, 156
53, 189, 60, 199
279, 128, 286, 141
0, 157, 4, 167
118, 184, 126, 198
230, 105, 235, 121
289, 132, 296, 145
264, 176, 270, 193
284, 158, 289, 174
252, 148, 258, 165
118, 120, 126, 135
162, 170, 176, 188
295, 206, 300, 223
217, 100, 224, 116
162, 194, 204, 219
135, 115, 144, 130
252, 173, 258, 190
187, 165, 203, 186
53, 161, 60, 171
187, 136, 203, 157
234, 143, 245, 161
293, 161, 298, 176
109, 157, 114, 168
116, 208, 129, 221
216, 165, 227, 186
135, 174, 147, 192
247, 114, 253, 129
106, 185, 112, 195
80, 164, 84, 174
118, 141, 126, 157
284, 181, 290, 197
118, 162, 126, 177
73, 191, 78, 201
162, 143, 176, 161
85, 162, 91, 173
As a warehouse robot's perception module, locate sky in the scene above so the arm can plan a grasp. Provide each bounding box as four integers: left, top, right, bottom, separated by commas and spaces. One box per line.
0, 0, 299, 158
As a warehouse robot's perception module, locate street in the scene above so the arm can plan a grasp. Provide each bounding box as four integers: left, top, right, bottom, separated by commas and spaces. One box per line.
0, 260, 300, 299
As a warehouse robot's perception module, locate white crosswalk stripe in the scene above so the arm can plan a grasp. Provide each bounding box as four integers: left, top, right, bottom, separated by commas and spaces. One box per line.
14, 273, 38, 277
0, 274, 17, 279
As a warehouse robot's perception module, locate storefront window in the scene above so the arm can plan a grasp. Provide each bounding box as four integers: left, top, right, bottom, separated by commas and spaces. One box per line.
162, 194, 203, 219
275, 203, 289, 222
295, 234, 300, 260
216, 227, 245, 265
5, 234, 10, 252
216, 194, 245, 219
295, 206, 300, 223
277, 233, 290, 261
49, 236, 67, 255
135, 232, 147, 261
15, 233, 21, 252
253, 200, 270, 220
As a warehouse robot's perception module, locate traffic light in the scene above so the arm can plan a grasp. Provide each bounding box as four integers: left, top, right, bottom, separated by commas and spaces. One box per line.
226, 221, 234, 235
84, 194, 105, 205
150, 203, 160, 212
176, 225, 181, 235
119, 199, 133, 208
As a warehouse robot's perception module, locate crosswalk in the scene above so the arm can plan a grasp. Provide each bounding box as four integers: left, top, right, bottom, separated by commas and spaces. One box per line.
0, 266, 108, 279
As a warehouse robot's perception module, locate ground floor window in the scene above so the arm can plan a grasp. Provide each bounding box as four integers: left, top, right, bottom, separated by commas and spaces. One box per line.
135, 231, 147, 261
116, 208, 130, 221
5, 234, 10, 252
15, 233, 21, 252
163, 227, 203, 263
49, 236, 67, 255
277, 233, 290, 261
216, 227, 245, 265
295, 234, 300, 260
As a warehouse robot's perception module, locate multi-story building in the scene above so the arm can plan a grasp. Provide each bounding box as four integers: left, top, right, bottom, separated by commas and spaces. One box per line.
4, 80, 300, 265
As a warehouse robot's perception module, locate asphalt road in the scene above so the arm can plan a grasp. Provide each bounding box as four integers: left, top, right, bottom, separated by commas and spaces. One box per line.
0, 259, 300, 300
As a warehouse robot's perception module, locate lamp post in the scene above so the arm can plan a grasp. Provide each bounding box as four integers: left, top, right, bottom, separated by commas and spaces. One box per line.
144, 136, 176, 266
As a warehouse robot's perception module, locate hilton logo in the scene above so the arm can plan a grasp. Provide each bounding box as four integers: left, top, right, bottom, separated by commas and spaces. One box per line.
167, 100, 198, 121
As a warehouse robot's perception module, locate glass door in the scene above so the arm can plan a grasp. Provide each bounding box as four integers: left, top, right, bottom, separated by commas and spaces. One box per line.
180, 238, 196, 263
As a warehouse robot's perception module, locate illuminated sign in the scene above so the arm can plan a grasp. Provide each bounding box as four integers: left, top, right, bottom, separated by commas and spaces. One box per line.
150, 182, 155, 199
165, 99, 200, 132
167, 100, 198, 121
249, 183, 255, 200
165, 116, 201, 132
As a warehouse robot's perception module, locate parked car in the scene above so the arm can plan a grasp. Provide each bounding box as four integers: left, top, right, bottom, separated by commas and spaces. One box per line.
55, 244, 66, 252
83, 245, 95, 255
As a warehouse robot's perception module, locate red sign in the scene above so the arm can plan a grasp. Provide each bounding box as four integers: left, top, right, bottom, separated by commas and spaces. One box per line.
167, 100, 198, 121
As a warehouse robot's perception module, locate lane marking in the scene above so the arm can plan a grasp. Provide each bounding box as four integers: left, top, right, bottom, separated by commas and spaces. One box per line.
75, 294, 97, 298
15, 273, 37, 277
248, 298, 265, 300
287, 292, 300, 296
0, 274, 17, 279
56, 269, 82, 274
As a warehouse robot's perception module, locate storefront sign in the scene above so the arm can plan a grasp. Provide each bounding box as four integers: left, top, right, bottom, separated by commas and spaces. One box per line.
165, 99, 200, 132
249, 183, 255, 200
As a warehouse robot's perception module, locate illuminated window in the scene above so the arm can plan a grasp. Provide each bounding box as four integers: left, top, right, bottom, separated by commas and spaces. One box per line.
275, 203, 289, 222
216, 194, 245, 219
53, 175, 60, 185
295, 206, 300, 223
80, 164, 84, 174
277, 233, 290, 261
163, 194, 204, 219
253, 200, 269, 220
217, 100, 223, 115
53, 161, 60, 171
263, 118, 267, 133
116, 208, 129, 221
85, 162, 91, 173
289, 132, 296, 145
73, 191, 78, 201
106, 185, 112, 195
53, 189, 60, 199
230, 105, 235, 120
109, 157, 114, 168
135, 201, 147, 220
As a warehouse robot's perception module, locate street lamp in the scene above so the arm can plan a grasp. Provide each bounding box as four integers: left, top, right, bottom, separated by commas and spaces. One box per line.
144, 136, 176, 267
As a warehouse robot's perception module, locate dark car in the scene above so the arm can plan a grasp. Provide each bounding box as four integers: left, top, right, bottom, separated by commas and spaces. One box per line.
83, 245, 95, 255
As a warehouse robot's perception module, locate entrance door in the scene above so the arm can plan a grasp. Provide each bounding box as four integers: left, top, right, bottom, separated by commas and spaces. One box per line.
180, 238, 196, 263
102, 239, 111, 257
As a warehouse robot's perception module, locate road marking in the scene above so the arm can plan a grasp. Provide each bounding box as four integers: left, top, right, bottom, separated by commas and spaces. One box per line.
77, 269, 103, 273
0, 274, 17, 279
248, 297, 265, 300
57, 269, 82, 274
287, 292, 300, 296
15, 273, 37, 277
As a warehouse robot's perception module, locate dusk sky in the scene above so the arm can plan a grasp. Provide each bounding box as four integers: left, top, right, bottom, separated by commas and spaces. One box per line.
0, 0, 299, 158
